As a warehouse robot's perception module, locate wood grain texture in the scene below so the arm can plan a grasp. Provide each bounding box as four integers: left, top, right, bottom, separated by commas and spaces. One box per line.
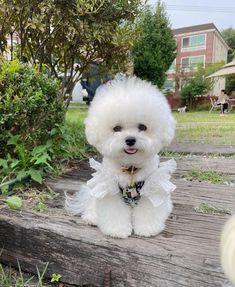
172, 157, 235, 181
0, 157, 235, 287
167, 143, 235, 155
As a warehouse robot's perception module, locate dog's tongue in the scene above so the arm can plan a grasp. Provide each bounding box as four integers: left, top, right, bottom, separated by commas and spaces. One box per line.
125, 148, 137, 154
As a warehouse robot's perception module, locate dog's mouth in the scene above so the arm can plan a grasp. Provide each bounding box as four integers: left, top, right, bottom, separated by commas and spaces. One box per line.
124, 148, 138, 155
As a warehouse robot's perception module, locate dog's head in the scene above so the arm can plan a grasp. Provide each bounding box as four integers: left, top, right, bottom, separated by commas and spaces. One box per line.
85, 77, 176, 166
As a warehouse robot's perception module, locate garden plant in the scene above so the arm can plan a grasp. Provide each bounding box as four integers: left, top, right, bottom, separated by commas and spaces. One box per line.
0, 59, 65, 194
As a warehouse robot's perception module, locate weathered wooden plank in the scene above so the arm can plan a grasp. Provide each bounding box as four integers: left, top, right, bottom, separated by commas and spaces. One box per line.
172, 157, 235, 180
0, 204, 231, 287
46, 177, 235, 212
176, 156, 235, 173
167, 143, 235, 155
1, 158, 235, 286
66, 157, 235, 180
173, 180, 235, 213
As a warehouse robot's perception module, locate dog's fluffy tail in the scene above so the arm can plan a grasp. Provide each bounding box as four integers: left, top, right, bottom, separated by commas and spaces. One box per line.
221, 215, 235, 285
64, 185, 91, 215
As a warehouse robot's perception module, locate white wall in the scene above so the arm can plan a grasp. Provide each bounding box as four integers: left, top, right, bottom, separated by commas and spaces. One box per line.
71, 82, 83, 102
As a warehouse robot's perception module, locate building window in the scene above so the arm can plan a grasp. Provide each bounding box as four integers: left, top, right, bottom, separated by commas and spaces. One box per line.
181, 55, 204, 71
163, 79, 175, 92
182, 34, 206, 51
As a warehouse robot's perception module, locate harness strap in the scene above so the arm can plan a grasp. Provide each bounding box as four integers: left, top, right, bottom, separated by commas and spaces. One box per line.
119, 181, 144, 207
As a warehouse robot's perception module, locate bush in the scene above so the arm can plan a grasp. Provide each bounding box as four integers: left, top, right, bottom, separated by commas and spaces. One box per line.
180, 76, 209, 109
0, 59, 65, 157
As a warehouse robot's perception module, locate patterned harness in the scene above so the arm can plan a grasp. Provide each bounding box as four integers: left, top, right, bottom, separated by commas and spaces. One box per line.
119, 181, 144, 207
119, 165, 145, 207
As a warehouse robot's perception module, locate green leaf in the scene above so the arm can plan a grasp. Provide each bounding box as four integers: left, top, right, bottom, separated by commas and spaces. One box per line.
51, 273, 61, 282
28, 169, 42, 184
33, 153, 51, 164
31, 145, 48, 156
7, 135, 20, 146
0, 159, 8, 170
10, 160, 20, 168
49, 128, 58, 136
0, 185, 9, 194
32, 141, 53, 157
45, 140, 53, 148
31, 153, 53, 169
16, 170, 28, 181
6, 196, 22, 210
32, 202, 47, 212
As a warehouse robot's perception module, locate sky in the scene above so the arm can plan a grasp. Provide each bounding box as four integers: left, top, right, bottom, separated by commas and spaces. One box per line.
148, 0, 235, 31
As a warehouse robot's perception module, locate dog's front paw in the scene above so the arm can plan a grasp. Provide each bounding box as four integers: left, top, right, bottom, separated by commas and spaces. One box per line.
81, 213, 97, 226
96, 193, 132, 238
133, 222, 164, 237
98, 222, 132, 239
132, 196, 171, 237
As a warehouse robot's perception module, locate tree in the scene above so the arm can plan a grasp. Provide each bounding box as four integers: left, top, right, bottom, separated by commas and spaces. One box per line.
180, 62, 224, 109
221, 27, 235, 94
0, 0, 142, 106
180, 76, 209, 109
221, 27, 235, 62
132, 1, 176, 87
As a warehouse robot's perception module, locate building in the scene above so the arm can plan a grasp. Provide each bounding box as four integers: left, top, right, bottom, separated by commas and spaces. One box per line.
164, 23, 229, 98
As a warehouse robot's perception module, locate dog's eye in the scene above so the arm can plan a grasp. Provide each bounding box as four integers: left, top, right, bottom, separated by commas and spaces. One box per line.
113, 125, 122, 132
138, 124, 147, 131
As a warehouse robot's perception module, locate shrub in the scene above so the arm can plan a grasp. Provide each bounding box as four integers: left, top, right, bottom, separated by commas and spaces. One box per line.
0, 59, 65, 157
0, 134, 55, 187
180, 76, 209, 109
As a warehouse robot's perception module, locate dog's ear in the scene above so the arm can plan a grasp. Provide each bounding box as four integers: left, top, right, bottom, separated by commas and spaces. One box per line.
85, 117, 100, 148
161, 115, 176, 147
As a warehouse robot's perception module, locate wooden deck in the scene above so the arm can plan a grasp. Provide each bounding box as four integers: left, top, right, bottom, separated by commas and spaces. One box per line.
167, 143, 235, 155
0, 157, 235, 287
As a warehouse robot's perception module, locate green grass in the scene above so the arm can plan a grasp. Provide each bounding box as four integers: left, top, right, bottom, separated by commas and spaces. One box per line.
66, 103, 87, 124
174, 110, 235, 123
175, 124, 235, 144
0, 261, 49, 287
63, 104, 96, 159
187, 169, 226, 183
63, 121, 96, 159
173, 111, 235, 144
193, 202, 231, 215
65, 107, 235, 148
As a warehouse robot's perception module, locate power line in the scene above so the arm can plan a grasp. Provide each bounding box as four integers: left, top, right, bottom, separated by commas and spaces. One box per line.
166, 4, 235, 13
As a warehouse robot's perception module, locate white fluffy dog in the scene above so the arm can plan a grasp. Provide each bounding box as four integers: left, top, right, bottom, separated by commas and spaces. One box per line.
221, 215, 235, 285
65, 77, 176, 238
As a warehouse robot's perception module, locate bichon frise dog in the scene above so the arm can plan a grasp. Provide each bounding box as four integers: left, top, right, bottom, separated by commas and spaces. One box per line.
221, 215, 235, 285
65, 77, 176, 238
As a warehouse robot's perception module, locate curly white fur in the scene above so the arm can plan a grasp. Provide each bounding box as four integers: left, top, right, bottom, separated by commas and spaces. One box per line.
65, 77, 176, 238
221, 215, 235, 285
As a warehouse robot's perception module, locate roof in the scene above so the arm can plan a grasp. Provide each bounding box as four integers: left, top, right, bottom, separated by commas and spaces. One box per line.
173, 23, 229, 49
173, 23, 217, 35
207, 60, 235, 78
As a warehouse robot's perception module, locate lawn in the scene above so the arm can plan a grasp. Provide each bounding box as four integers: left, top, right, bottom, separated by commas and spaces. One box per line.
66, 103, 87, 124
66, 106, 235, 145
174, 111, 235, 144
174, 110, 235, 123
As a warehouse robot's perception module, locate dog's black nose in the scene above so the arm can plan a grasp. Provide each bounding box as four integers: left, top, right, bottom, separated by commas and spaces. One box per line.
125, 137, 136, 146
